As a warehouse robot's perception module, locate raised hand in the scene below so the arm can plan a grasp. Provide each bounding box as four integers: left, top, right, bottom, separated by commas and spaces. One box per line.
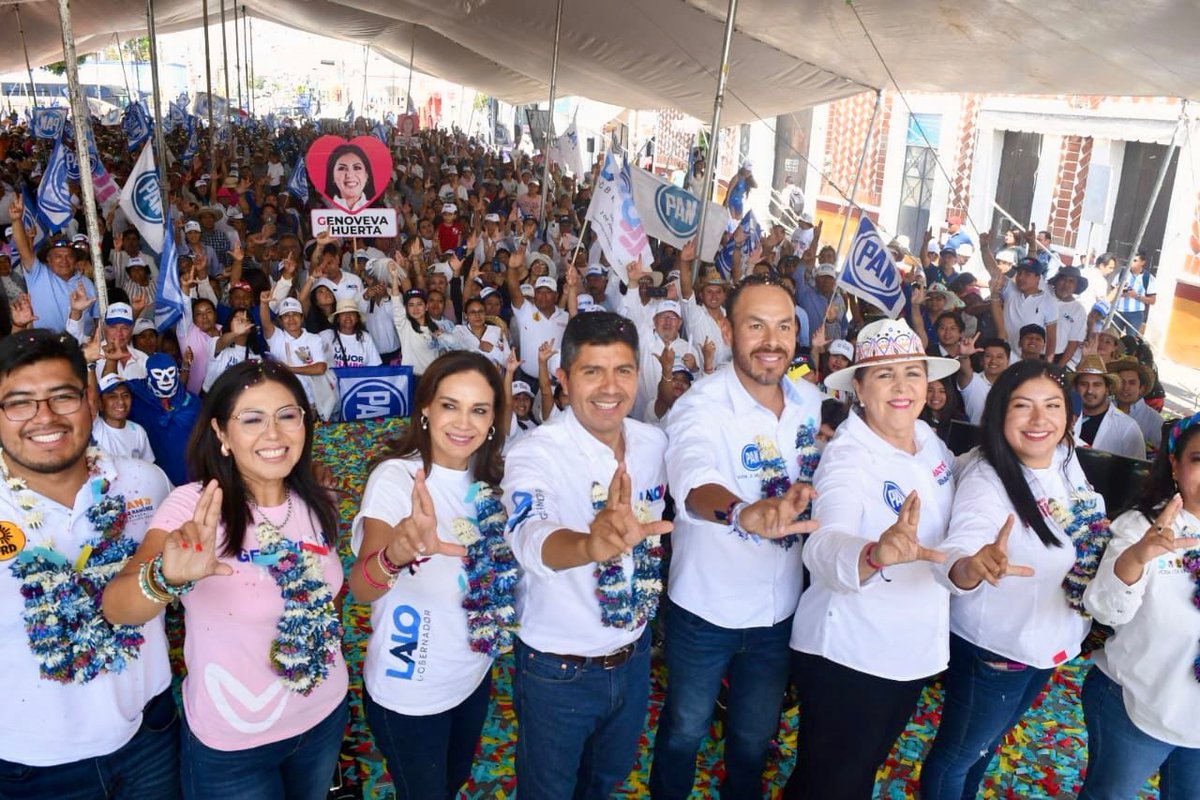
160, 481, 233, 584
259, 290, 272, 307
658, 343, 676, 374
872, 492, 946, 567
957, 332, 981, 358
810, 325, 827, 351
682, 353, 698, 372
680, 239, 697, 263
504, 349, 520, 377
10, 294, 36, 329
950, 515, 1035, 589
82, 327, 103, 364
130, 292, 148, 319
70, 283, 96, 314
587, 464, 674, 563
701, 337, 716, 361
230, 314, 254, 337
737, 482, 819, 540
1123, 496, 1199, 567
384, 469, 466, 565
537, 338, 556, 366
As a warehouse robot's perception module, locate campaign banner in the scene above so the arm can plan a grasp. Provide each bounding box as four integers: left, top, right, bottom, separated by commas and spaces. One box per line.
627, 165, 725, 260
335, 365, 413, 421
119, 142, 165, 252
311, 208, 397, 238
837, 214, 905, 318
31, 107, 67, 140
304, 134, 392, 213
584, 152, 653, 284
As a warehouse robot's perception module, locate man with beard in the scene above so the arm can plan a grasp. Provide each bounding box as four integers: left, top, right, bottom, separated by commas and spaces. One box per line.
650, 275, 821, 800
9, 196, 97, 334
0, 330, 176, 797
1071, 355, 1145, 460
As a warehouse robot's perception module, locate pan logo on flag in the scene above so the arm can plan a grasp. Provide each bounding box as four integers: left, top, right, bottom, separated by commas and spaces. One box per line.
133, 173, 163, 225
654, 185, 700, 238
341, 377, 408, 419
850, 235, 898, 293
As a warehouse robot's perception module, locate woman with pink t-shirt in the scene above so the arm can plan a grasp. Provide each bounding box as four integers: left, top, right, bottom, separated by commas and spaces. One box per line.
104, 360, 348, 800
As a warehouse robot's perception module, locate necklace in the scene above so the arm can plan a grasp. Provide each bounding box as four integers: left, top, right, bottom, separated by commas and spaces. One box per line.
2, 448, 146, 683
1176, 520, 1200, 684
732, 423, 821, 550
450, 482, 519, 657
252, 489, 293, 529
1046, 490, 1112, 616
592, 480, 665, 630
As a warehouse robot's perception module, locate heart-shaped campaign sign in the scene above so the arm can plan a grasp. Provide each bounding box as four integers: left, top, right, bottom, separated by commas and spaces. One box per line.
305, 135, 393, 214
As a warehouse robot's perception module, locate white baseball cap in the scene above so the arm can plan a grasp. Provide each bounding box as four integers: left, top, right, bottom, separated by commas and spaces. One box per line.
814, 263, 838, 279
655, 300, 683, 318
132, 318, 157, 336
184, 221, 201, 233
534, 276, 557, 292
483, 213, 501, 223
828, 339, 855, 361
511, 380, 534, 397
278, 297, 303, 316
441, 203, 458, 214
104, 303, 134, 326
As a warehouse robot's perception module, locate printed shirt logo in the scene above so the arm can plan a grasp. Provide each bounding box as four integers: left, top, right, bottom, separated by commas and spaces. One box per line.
203, 662, 288, 734
386, 605, 432, 682
124, 496, 156, 522
0, 521, 25, 561
741, 443, 763, 471
883, 481, 906, 515
932, 461, 952, 486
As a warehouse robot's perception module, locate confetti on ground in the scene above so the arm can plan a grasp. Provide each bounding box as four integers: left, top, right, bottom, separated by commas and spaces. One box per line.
183, 419, 1156, 800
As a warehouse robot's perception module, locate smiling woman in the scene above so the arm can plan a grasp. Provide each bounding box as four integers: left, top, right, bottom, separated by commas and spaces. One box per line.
324, 143, 376, 213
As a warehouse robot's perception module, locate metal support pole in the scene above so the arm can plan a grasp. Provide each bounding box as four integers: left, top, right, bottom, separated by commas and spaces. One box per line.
202, 0, 215, 168
233, 0, 243, 116
406, 26, 416, 112
220, 0, 232, 145
15, 6, 40, 110
692, 0, 739, 279
361, 45, 370, 117
243, 7, 253, 116
54, 0, 109, 315
146, 0, 168, 205
832, 89, 884, 266
538, 0, 565, 228
1103, 105, 1187, 330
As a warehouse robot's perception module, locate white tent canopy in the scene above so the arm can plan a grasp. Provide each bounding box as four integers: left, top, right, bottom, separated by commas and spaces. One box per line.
1, 0, 1197, 123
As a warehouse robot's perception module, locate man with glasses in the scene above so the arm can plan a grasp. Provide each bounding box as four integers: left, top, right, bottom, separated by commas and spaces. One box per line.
0, 329, 177, 798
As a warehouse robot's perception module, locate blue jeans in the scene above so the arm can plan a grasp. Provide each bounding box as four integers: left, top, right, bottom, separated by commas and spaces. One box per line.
649, 601, 793, 800
920, 634, 1054, 800
1080, 667, 1200, 800
363, 672, 492, 800
0, 689, 180, 800
180, 693, 349, 800
1116, 309, 1145, 336
512, 629, 652, 800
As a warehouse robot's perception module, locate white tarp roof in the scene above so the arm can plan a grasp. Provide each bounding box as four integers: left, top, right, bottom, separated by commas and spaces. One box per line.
1, 0, 1197, 123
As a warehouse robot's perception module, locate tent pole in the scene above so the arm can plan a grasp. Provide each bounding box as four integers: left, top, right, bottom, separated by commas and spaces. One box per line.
54, 0, 108, 316
244, 7, 254, 116
1103, 105, 1186, 330
538, 0, 564, 229
220, 0, 232, 150
233, 0, 242, 117
15, 6, 40, 110
405, 26, 416, 113
146, 0, 169, 204
693, 0, 739, 281
832, 89, 883, 266
115, 33, 133, 102
362, 46, 370, 118
202, 0, 216, 169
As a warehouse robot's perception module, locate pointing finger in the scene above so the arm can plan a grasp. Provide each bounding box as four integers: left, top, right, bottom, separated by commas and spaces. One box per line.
1005, 564, 1036, 578
995, 514, 1015, 552
606, 463, 626, 509
917, 544, 947, 565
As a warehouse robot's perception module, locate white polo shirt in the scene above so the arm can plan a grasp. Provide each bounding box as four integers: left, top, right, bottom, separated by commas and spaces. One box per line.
791, 412, 959, 681
665, 364, 824, 629
92, 417, 154, 463
960, 372, 993, 425
1085, 507, 1200, 747
0, 455, 172, 766
939, 447, 1095, 668
635, 331, 700, 423
510, 301, 569, 376
1001, 279, 1057, 352
681, 297, 731, 370
502, 408, 667, 657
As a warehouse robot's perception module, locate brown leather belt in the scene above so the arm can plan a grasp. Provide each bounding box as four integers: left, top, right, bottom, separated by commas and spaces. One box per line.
541, 641, 637, 669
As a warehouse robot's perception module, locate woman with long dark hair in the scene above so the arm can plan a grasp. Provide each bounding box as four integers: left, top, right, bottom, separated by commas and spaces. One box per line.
348, 351, 516, 799
1078, 412, 1200, 799
103, 360, 347, 799
919, 375, 968, 443
390, 276, 440, 377
922, 360, 1102, 799
324, 143, 376, 213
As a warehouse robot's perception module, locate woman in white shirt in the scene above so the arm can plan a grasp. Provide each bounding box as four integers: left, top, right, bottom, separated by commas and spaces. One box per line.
450, 297, 510, 369
787, 318, 968, 800
922, 360, 1099, 799
1079, 413, 1200, 799
348, 351, 516, 799
322, 298, 382, 369
390, 282, 440, 379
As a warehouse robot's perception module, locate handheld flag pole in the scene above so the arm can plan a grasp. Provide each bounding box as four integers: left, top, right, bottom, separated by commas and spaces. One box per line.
54, 0, 108, 314
832, 89, 883, 268
220, 0, 232, 149
202, 0, 216, 169
14, 6, 40, 111
538, 0, 565, 229
147, 0, 169, 208
693, 0, 738, 283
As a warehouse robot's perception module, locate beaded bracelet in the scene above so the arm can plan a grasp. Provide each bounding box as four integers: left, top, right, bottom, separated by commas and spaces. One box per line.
138, 560, 172, 605
151, 554, 196, 599
379, 547, 405, 575
360, 550, 395, 590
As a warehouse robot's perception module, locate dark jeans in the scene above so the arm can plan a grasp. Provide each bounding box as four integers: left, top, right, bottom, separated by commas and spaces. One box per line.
785, 651, 926, 800
512, 629, 652, 800
1115, 309, 1146, 336
920, 634, 1054, 800
1080, 668, 1200, 800
362, 672, 492, 800
0, 688, 180, 800
180, 693, 349, 800
649, 600, 793, 800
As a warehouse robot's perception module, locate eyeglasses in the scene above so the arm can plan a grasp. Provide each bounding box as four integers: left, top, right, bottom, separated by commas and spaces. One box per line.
231, 405, 306, 435
0, 388, 86, 421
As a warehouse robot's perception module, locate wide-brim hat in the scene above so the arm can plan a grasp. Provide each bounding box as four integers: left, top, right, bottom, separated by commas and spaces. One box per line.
329, 297, 364, 322
638, 271, 665, 288
528, 252, 557, 279
198, 205, 225, 221
1070, 354, 1119, 393
824, 318, 960, 392
1106, 356, 1154, 391
1049, 265, 1089, 294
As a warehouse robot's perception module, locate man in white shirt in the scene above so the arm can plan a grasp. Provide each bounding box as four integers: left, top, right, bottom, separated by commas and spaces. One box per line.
958, 337, 1011, 424
92, 374, 154, 462
0, 329, 176, 797
989, 255, 1058, 359
635, 300, 700, 422
1048, 266, 1088, 369
502, 312, 671, 799
506, 251, 570, 386
677, 242, 732, 371
1109, 357, 1165, 451
650, 276, 821, 800
1072, 355, 1146, 460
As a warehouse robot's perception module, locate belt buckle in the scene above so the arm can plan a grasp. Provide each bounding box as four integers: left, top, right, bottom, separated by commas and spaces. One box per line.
601, 642, 634, 669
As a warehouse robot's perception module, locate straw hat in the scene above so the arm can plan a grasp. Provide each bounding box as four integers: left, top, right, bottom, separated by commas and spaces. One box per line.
824, 318, 960, 392
1106, 356, 1154, 392
328, 297, 363, 322
1070, 355, 1119, 393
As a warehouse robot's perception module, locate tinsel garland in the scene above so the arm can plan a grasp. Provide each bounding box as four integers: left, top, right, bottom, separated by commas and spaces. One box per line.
450, 482, 519, 657
1048, 492, 1112, 617
592, 481, 665, 630
1180, 539, 1200, 684
733, 423, 820, 551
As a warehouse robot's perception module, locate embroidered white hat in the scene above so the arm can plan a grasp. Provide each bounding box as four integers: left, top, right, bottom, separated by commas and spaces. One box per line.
534, 276, 557, 292
277, 297, 304, 316
824, 318, 960, 392
511, 380, 534, 397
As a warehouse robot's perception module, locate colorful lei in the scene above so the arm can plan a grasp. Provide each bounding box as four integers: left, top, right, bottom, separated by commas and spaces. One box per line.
1048, 492, 1112, 617
451, 482, 519, 657
1181, 542, 1200, 683
592, 481, 665, 629
4, 448, 146, 684
253, 513, 343, 695
733, 423, 820, 550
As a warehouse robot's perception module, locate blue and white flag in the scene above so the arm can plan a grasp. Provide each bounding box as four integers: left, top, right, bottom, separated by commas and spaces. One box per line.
713, 210, 762, 280
20, 187, 45, 251
31, 107, 67, 140
154, 209, 185, 332
372, 121, 388, 143
193, 92, 227, 120
286, 158, 309, 203
122, 103, 151, 152
179, 119, 200, 165
119, 142, 164, 252
35, 138, 73, 234
166, 99, 188, 132
98, 108, 122, 127
837, 214, 905, 318
64, 144, 80, 182
335, 365, 413, 421
583, 153, 654, 285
